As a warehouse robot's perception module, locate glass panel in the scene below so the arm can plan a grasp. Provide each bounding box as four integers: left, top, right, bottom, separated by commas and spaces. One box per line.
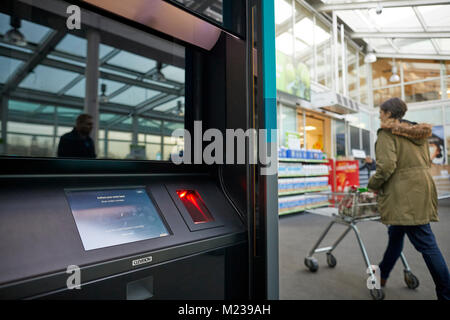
162, 65, 185, 83
372, 116, 380, 133
350, 126, 360, 152
404, 79, 441, 103
317, 39, 332, 88
365, 38, 396, 54
447, 76, 450, 99
305, 114, 324, 151
19, 65, 79, 93
373, 86, 401, 108
280, 105, 296, 147
417, 5, 450, 29
362, 129, 371, 156
8, 121, 53, 136
55, 34, 87, 58
360, 112, 370, 130
1, 2, 186, 162
296, 110, 304, 149
445, 106, 450, 125
366, 7, 422, 31
347, 44, 358, 101
0, 57, 23, 83
275, 0, 293, 25
7, 134, 53, 157
108, 131, 132, 141
372, 58, 394, 89
109, 86, 160, 106
436, 39, 450, 54
398, 39, 436, 55
146, 143, 161, 161
107, 141, 130, 159
402, 60, 441, 83
405, 108, 442, 126
153, 97, 184, 113
359, 53, 367, 105
107, 51, 156, 73
146, 134, 161, 144
334, 120, 345, 157
346, 114, 360, 128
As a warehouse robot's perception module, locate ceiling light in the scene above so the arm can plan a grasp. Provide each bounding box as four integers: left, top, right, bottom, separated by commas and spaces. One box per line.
176, 100, 184, 116
100, 83, 108, 103
152, 62, 166, 82
389, 73, 400, 82
364, 52, 377, 64
364, 44, 377, 64
389, 58, 400, 83
4, 17, 27, 47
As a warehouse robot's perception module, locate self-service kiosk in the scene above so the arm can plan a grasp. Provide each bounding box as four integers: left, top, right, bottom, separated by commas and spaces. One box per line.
0, 0, 278, 300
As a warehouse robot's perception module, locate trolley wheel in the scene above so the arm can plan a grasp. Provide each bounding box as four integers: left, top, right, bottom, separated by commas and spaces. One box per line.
404, 271, 420, 289
326, 253, 337, 268
304, 257, 319, 272
369, 288, 385, 300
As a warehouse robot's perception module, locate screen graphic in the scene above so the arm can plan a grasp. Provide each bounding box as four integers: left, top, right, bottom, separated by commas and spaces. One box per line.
66, 188, 169, 250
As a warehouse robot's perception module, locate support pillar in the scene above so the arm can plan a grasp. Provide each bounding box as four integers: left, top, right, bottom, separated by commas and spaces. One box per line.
1, 96, 8, 155
85, 29, 100, 152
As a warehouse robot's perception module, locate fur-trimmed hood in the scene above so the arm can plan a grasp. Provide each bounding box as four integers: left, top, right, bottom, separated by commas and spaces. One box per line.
380, 118, 432, 145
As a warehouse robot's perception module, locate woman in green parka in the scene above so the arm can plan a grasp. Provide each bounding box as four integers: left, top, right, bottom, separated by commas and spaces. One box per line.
368, 97, 450, 300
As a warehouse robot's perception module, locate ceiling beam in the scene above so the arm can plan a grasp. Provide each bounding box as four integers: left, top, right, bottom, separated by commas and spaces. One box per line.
0, 46, 182, 96
1, 29, 66, 96
2, 85, 184, 123
412, 6, 441, 55
315, 0, 450, 12
351, 31, 450, 39
375, 52, 450, 60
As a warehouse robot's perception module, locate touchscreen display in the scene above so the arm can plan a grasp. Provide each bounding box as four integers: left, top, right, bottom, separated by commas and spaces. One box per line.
66, 188, 169, 250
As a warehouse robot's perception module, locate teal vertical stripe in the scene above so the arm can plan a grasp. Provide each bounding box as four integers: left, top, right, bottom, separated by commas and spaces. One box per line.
262, 0, 277, 142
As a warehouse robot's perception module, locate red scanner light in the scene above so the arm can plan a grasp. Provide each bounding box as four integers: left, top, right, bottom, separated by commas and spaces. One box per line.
176, 190, 214, 224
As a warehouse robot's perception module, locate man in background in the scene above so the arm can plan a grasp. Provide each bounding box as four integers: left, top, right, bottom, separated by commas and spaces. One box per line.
58, 114, 96, 158
360, 155, 376, 180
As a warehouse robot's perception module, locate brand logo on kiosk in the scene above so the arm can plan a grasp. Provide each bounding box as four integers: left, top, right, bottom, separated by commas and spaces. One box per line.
132, 256, 153, 266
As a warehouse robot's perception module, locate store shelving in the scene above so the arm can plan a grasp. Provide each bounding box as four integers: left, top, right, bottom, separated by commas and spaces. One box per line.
278, 187, 329, 196
279, 202, 331, 216
278, 151, 331, 216
279, 158, 329, 163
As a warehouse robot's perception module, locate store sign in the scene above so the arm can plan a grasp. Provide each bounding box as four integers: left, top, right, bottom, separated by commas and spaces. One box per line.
352, 149, 366, 159
276, 50, 311, 101
285, 131, 302, 150
334, 160, 360, 192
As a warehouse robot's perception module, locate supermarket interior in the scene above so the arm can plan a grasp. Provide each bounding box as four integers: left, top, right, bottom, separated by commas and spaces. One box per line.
0, 0, 449, 301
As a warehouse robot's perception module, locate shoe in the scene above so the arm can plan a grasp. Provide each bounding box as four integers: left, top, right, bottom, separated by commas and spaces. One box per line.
380, 278, 387, 287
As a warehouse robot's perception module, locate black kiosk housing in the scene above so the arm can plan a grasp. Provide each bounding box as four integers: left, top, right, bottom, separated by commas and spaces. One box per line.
0, 0, 275, 300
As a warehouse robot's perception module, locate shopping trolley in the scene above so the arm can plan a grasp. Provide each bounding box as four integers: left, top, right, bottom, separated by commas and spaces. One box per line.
304, 188, 420, 300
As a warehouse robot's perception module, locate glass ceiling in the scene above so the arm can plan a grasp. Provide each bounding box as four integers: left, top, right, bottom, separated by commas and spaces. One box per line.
318, 0, 450, 56
0, 11, 185, 129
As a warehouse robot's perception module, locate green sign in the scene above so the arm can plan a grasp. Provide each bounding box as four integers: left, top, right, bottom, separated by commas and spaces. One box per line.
285, 131, 302, 150
276, 50, 311, 101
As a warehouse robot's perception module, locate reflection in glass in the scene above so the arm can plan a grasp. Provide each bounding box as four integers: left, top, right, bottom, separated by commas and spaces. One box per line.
0, 3, 185, 161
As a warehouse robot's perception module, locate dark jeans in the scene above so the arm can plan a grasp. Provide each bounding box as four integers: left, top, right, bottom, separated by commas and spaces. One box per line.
379, 224, 450, 300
